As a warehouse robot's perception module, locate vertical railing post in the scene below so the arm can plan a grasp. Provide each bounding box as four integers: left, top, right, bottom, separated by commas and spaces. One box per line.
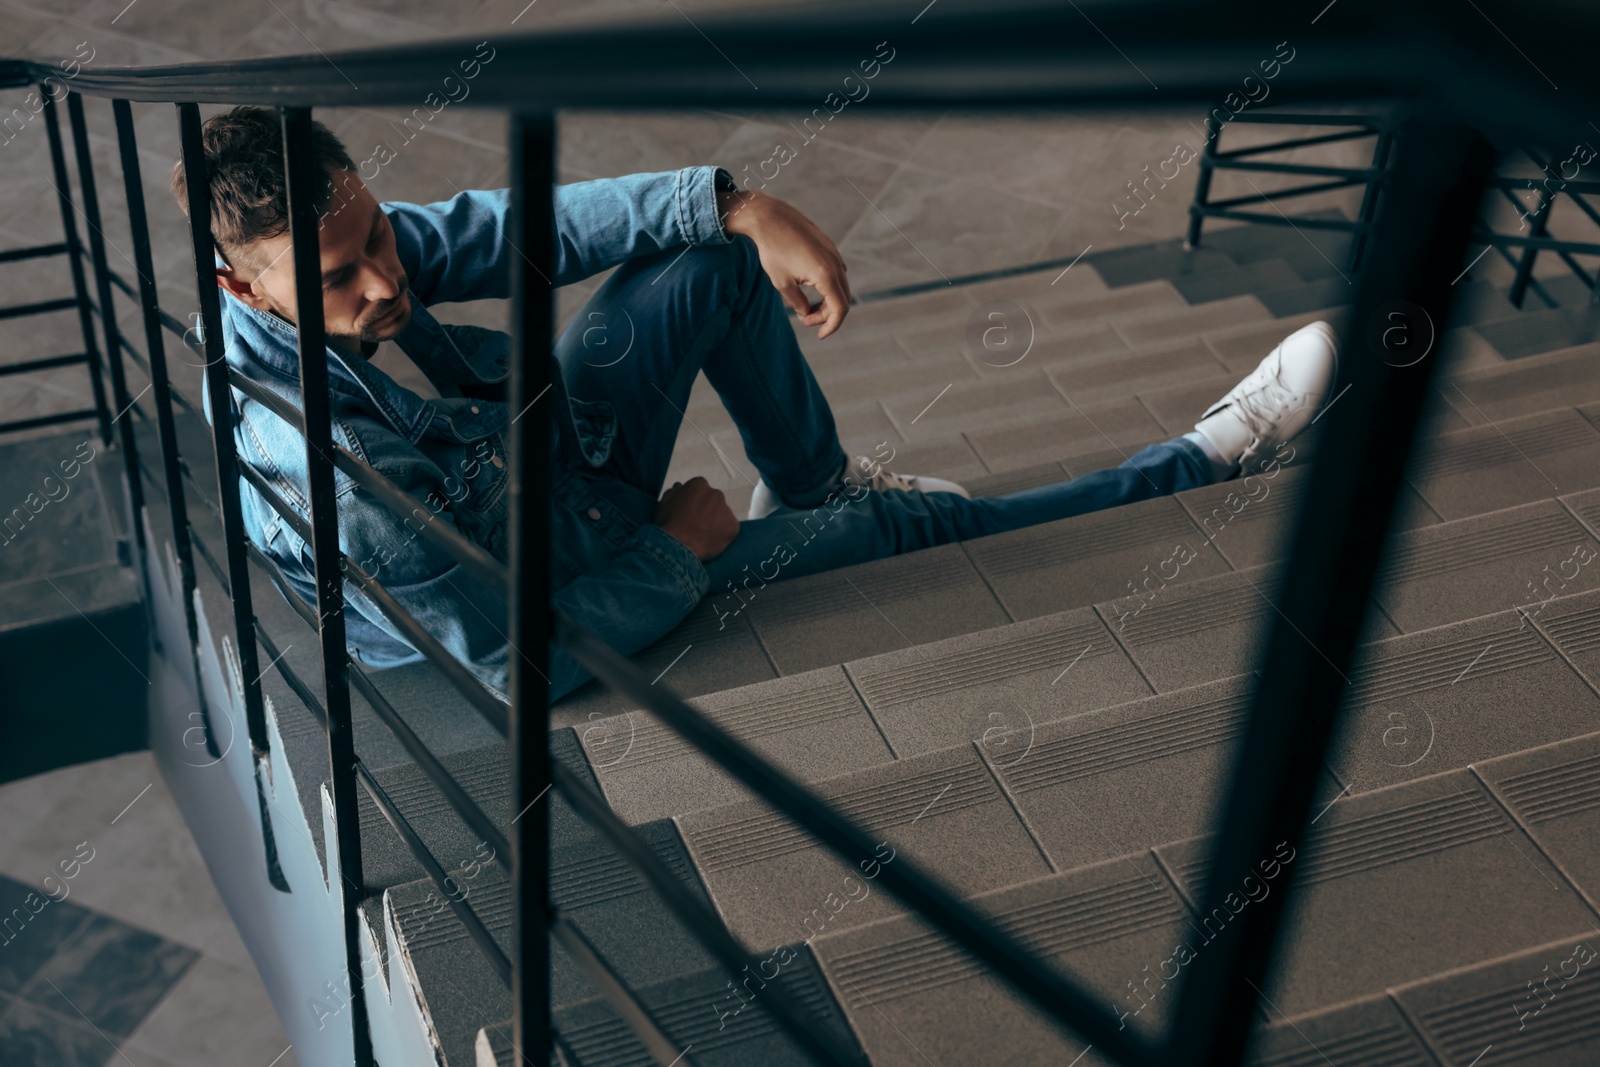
1185, 111, 1221, 250
277, 105, 374, 1067
1167, 113, 1497, 1067
176, 103, 271, 761
65, 91, 148, 581
1509, 150, 1556, 309
1346, 123, 1396, 275
509, 110, 555, 1067
39, 87, 112, 445
114, 99, 203, 658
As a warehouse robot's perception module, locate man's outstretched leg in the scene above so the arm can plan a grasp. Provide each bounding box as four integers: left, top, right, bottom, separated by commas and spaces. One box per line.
704, 320, 1340, 591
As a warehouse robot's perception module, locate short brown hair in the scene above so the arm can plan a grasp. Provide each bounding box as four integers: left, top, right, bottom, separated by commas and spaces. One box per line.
169, 105, 356, 272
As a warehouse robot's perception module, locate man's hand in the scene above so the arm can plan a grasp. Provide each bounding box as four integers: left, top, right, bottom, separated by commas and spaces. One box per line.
655, 477, 740, 562
720, 188, 853, 339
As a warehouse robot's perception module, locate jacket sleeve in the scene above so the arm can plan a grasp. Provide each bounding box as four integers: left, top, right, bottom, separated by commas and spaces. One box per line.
387, 167, 733, 304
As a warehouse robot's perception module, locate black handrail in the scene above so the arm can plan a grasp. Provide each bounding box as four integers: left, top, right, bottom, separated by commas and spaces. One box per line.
16, 4, 1600, 1066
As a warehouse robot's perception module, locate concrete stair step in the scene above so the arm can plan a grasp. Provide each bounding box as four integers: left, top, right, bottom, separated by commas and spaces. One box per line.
1160, 769, 1598, 1022
547, 953, 865, 1066
1169, 258, 1306, 305
1405, 407, 1600, 520
1085, 239, 1241, 289
1396, 935, 1600, 1066
1476, 303, 1600, 360
1444, 342, 1600, 423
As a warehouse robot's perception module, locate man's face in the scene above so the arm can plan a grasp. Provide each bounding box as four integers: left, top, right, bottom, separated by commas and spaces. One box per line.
218, 169, 412, 346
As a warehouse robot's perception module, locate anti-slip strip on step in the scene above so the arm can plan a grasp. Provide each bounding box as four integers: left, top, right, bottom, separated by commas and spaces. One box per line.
1109, 576, 1283, 646
825, 875, 1183, 1008
1411, 410, 1600, 481
741, 547, 980, 620
1398, 939, 1600, 1066
1244, 997, 1437, 1067
970, 501, 1205, 576
1378, 507, 1591, 586
1344, 622, 1552, 706
1047, 339, 1229, 394
1494, 750, 1600, 822
584, 670, 866, 773
1162, 772, 1597, 1020
686, 760, 996, 873
850, 616, 1110, 708
998, 691, 1252, 793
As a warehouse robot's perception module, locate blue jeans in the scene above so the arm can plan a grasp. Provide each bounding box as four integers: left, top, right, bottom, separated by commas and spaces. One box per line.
555, 238, 1218, 601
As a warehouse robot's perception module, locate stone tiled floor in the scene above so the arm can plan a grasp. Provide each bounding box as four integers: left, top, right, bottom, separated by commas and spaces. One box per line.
0, 753, 301, 1067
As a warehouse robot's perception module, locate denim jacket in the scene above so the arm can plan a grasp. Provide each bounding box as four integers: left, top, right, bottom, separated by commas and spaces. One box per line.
219, 168, 730, 704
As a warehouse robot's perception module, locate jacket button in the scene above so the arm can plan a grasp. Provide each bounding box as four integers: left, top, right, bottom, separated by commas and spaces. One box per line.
470, 405, 480, 414
586, 507, 602, 520
491, 456, 504, 468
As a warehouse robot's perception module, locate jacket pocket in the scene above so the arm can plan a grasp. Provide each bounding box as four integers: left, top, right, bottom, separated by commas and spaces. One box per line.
567, 397, 618, 468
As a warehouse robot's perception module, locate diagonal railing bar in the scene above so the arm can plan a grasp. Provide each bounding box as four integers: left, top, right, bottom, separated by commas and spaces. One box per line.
277, 103, 375, 1067
550, 911, 693, 1067
557, 617, 1153, 1067
356, 761, 514, 988
224, 367, 508, 591
1169, 112, 1499, 1067
548, 758, 860, 1066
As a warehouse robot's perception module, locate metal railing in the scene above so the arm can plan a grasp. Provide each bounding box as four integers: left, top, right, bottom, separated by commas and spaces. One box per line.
4, 2, 1596, 1064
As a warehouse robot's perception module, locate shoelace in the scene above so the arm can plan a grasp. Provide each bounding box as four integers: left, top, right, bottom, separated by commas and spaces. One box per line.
1226, 372, 1302, 444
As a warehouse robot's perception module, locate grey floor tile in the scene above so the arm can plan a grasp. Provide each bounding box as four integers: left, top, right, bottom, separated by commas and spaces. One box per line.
1445, 343, 1600, 423
880, 371, 1069, 439
1245, 995, 1441, 1067
846, 608, 1151, 758
1087, 241, 1238, 289
25, 914, 197, 1039
742, 543, 1010, 675
1396, 936, 1600, 1066
1256, 278, 1356, 318
809, 853, 1193, 1066
1099, 565, 1397, 694
1528, 585, 1600, 695
1477, 731, 1600, 912
965, 495, 1233, 621
580, 667, 894, 824
0, 877, 92, 996
963, 398, 1165, 471
1171, 258, 1304, 305
1202, 310, 1342, 374
1048, 338, 1234, 406
1113, 295, 1272, 349
1175, 462, 1438, 573
1476, 305, 1600, 361
118, 955, 298, 1067
1161, 771, 1598, 1019
1138, 377, 1236, 434
553, 600, 777, 723
1375, 499, 1600, 633
1035, 279, 1189, 334
995, 676, 1276, 870
1330, 611, 1600, 793
1406, 408, 1600, 520
0, 994, 112, 1067
676, 744, 1050, 950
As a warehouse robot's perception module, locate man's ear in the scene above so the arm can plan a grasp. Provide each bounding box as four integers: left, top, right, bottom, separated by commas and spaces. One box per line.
216, 265, 270, 310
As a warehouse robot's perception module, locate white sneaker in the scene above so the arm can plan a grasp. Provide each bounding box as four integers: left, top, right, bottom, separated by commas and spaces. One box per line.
747, 457, 970, 519
1194, 321, 1339, 477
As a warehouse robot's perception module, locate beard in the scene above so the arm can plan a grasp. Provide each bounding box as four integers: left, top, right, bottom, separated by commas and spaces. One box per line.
329, 281, 412, 347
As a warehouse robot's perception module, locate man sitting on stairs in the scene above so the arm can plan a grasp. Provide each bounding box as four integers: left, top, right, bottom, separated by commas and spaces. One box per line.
176, 107, 1338, 705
